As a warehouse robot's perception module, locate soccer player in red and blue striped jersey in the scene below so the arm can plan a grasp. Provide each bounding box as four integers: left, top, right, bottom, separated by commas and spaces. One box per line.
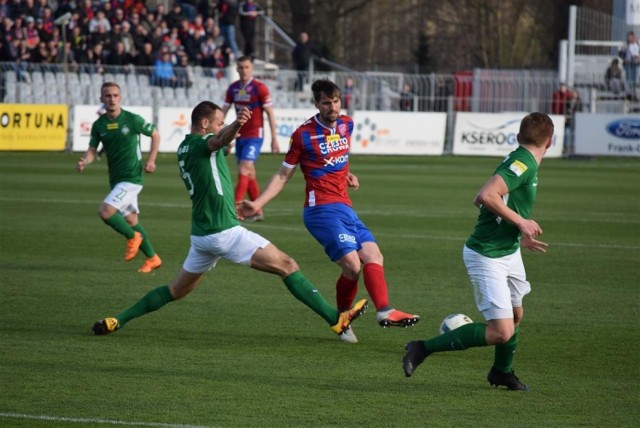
238, 79, 420, 343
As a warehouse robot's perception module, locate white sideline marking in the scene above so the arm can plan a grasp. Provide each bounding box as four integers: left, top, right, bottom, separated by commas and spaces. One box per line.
0, 412, 214, 428
1, 197, 639, 250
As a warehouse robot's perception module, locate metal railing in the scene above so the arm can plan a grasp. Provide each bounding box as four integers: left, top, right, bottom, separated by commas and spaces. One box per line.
1, 62, 637, 115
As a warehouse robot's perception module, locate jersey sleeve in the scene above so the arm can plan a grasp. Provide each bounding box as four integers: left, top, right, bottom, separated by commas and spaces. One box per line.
223, 85, 233, 106
496, 158, 532, 191
88, 121, 100, 149
133, 113, 156, 137
258, 82, 272, 107
283, 132, 302, 167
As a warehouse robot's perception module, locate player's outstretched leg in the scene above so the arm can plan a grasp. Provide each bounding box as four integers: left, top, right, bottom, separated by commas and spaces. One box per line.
331, 299, 368, 335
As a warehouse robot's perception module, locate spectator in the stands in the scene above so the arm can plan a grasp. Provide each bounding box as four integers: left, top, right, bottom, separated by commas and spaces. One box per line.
111, 7, 126, 27
152, 48, 177, 87
40, 6, 54, 40
119, 20, 136, 55
166, 2, 185, 30
141, 11, 155, 33
605, 58, 624, 96
89, 10, 111, 33
216, 0, 238, 59
24, 16, 40, 50
87, 41, 105, 74
90, 22, 112, 52
551, 82, 570, 115
78, 0, 94, 22
30, 40, 48, 63
238, 0, 260, 58
175, 47, 193, 87
105, 40, 132, 66
132, 22, 150, 52
134, 41, 155, 71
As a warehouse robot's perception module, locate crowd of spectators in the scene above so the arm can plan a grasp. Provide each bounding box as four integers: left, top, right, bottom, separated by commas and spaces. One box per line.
0, 0, 242, 87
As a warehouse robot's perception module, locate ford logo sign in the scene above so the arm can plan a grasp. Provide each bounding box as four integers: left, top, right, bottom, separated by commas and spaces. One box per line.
606, 119, 640, 140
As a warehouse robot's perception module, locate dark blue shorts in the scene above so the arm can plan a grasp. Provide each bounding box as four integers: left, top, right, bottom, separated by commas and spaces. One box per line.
235, 137, 263, 162
303, 203, 376, 262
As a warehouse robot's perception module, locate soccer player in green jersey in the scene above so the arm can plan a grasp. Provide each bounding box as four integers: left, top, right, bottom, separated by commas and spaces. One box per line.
77, 82, 162, 273
403, 112, 554, 390
91, 101, 367, 338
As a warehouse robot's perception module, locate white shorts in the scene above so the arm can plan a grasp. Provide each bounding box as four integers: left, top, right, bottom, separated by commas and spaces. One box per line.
103, 182, 143, 217
462, 245, 531, 321
183, 225, 270, 274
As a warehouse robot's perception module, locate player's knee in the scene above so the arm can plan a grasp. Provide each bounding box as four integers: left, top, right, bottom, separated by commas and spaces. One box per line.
279, 254, 299, 276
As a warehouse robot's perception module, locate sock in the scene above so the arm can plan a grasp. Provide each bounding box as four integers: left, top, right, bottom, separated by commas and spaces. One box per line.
336, 274, 358, 311
116, 285, 174, 327
247, 176, 261, 202
235, 174, 249, 203
423, 322, 488, 353
104, 213, 135, 239
283, 271, 339, 325
132, 224, 156, 258
493, 326, 519, 373
363, 263, 390, 310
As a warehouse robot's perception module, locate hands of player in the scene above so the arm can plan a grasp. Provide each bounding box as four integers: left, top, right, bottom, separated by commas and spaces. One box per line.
521, 235, 548, 252
235, 107, 252, 126
517, 218, 542, 241
76, 157, 88, 173
236, 200, 259, 220
347, 172, 359, 190
144, 160, 156, 173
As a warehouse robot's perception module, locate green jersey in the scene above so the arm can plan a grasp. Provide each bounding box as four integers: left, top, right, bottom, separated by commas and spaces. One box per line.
89, 109, 156, 189
466, 146, 539, 258
177, 133, 239, 236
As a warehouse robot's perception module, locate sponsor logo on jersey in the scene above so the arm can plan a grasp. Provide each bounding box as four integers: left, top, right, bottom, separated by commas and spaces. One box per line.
324, 154, 349, 167
509, 160, 528, 176
319, 134, 349, 154
107, 123, 119, 130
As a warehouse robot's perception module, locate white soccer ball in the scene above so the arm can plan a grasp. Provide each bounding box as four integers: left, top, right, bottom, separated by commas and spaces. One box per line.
439, 313, 473, 335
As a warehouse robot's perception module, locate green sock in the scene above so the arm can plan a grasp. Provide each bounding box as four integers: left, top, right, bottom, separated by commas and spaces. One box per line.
493, 326, 519, 373
283, 271, 339, 325
423, 322, 488, 353
116, 285, 174, 327
104, 213, 135, 239
132, 224, 156, 257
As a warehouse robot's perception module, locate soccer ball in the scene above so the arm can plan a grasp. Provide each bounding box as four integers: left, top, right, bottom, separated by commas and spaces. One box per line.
439, 313, 473, 335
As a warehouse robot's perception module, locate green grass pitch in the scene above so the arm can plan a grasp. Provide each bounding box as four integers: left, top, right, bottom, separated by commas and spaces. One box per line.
0, 152, 638, 427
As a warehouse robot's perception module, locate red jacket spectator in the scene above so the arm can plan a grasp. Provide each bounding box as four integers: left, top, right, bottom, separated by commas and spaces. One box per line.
551, 83, 570, 115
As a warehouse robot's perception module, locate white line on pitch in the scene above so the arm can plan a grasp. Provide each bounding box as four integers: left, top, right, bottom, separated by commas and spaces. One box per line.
0, 412, 215, 428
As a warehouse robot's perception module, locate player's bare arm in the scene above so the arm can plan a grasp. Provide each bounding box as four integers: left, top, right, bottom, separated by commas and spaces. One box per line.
347, 172, 359, 190
145, 129, 161, 173
265, 105, 280, 153
77, 146, 97, 172
239, 165, 295, 217
207, 108, 252, 151
475, 174, 542, 240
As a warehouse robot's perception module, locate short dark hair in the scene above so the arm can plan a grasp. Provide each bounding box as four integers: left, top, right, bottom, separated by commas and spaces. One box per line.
311, 79, 341, 102
519, 112, 554, 147
191, 101, 221, 125
237, 55, 253, 63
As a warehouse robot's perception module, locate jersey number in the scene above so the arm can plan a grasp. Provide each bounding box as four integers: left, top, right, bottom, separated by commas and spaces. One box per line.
178, 160, 195, 196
